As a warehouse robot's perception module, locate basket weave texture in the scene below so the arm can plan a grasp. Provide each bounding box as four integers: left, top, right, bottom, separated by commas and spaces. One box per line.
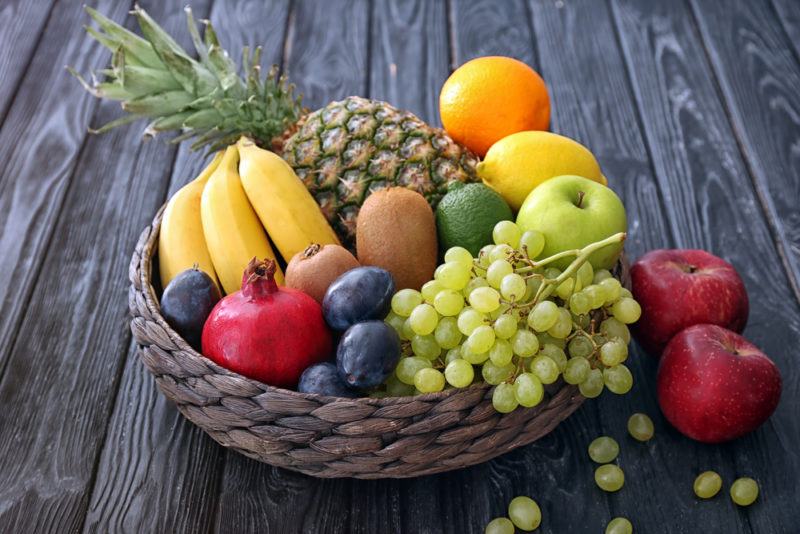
128, 206, 625, 479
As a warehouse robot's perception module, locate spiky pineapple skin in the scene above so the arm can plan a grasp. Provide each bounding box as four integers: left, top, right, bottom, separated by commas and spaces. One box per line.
281, 97, 480, 248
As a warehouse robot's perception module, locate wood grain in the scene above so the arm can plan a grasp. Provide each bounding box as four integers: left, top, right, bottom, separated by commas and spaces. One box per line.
0, 0, 56, 123
369, 0, 449, 125
0, 0, 133, 382
771, 0, 800, 64
690, 0, 800, 303
531, 0, 762, 531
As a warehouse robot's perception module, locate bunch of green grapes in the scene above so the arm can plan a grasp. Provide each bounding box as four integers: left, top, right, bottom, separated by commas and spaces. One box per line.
383, 220, 639, 413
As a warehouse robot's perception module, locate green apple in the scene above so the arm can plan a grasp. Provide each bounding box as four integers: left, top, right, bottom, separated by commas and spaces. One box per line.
516, 175, 626, 270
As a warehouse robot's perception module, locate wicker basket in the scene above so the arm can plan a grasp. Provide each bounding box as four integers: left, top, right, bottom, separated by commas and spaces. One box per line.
129, 206, 627, 479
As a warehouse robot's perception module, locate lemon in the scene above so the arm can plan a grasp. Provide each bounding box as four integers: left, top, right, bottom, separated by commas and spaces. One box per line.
477, 131, 606, 211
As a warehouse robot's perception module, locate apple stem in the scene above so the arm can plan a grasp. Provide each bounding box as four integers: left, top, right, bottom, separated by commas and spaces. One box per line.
576, 190, 586, 208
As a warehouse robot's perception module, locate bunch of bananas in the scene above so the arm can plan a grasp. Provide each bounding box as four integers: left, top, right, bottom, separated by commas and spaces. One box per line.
159, 138, 340, 294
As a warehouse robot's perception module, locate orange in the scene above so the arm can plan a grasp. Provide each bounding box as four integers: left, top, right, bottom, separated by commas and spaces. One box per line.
439, 56, 550, 157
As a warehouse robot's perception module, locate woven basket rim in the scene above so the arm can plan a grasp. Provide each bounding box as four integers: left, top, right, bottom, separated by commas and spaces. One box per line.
138, 204, 509, 407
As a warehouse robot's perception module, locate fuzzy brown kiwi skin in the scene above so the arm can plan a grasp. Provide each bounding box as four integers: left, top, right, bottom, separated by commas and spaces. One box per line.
285, 244, 360, 303
356, 188, 438, 291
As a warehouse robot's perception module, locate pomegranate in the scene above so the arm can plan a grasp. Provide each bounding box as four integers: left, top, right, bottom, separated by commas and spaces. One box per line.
202, 258, 333, 388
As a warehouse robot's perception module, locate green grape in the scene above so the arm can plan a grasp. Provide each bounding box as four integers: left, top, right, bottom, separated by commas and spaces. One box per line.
421, 279, 445, 304
411, 334, 441, 360
538, 333, 566, 350
627, 413, 654, 441
444, 246, 473, 267
493, 313, 519, 340
500, 273, 527, 301
488, 302, 510, 321
540, 344, 568, 372
514, 372, 544, 407
478, 244, 495, 267
600, 317, 631, 344
401, 318, 415, 340
523, 277, 542, 301
547, 308, 573, 339
611, 297, 641, 324
461, 343, 490, 364
579, 368, 605, 398
409, 303, 439, 335
605, 517, 633, 534
588, 436, 619, 463
693, 471, 722, 499
520, 230, 545, 258
385, 374, 416, 397
564, 357, 591, 384
593, 269, 612, 283
434, 289, 465, 316
544, 267, 562, 279
730, 477, 759, 506
528, 300, 559, 332
445, 347, 462, 363
556, 277, 576, 299
467, 325, 496, 354
436, 261, 472, 290
492, 382, 518, 413
530, 355, 559, 384
391, 288, 423, 317
572, 311, 591, 330
463, 276, 489, 299
414, 368, 445, 393
482, 361, 516, 385
584, 284, 607, 309
599, 277, 622, 303
484, 517, 515, 534
489, 339, 514, 366
568, 335, 594, 359
511, 329, 539, 357
592, 334, 609, 347
493, 220, 522, 248
619, 287, 633, 299
385, 312, 406, 337
604, 364, 633, 394
600, 338, 628, 366
568, 292, 592, 316
487, 259, 514, 288
508, 496, 541, 531
577, 261, 594, 287
396, 357, 432, 385
595, 464, 625, 492
444, 358, 474, 388
434, 316, 463, 349
469, 287, 502, 313
489, 244, 515, 263
458, 307, 486, 335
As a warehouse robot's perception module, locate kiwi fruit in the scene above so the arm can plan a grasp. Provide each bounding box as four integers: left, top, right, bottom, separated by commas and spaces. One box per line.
285, 243, 360, 303
356, 188, 437, 291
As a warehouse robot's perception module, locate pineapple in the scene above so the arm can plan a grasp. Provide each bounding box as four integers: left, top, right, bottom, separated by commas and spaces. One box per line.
72, 6, 479, 247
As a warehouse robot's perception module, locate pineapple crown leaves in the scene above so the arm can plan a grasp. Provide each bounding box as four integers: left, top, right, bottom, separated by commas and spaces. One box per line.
68, 5, 303, 152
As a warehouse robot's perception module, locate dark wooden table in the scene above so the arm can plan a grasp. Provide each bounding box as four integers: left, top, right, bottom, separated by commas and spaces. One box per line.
0, 0, 798, 532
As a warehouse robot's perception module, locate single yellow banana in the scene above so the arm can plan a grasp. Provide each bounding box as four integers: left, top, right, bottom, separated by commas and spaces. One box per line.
201, 144, 284, 294
237, 137, 340, 261
159, 151, 223, 289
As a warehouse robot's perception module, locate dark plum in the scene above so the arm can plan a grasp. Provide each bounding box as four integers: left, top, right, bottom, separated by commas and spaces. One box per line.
337, 321, 401, 389
297, 362, 359, 398
322, 267, 395, 331
161, 268, 221, 350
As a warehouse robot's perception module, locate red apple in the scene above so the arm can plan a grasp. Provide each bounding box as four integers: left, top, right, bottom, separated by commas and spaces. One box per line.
630, 249, 748, 356
657, 324, 781, 443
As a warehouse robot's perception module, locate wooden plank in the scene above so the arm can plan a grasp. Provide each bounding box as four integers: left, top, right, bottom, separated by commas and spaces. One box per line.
528, 1, 755, 532
0, 0, 130, 381
0, 0, 56, 122
690, 0, 800, 302
771, 0, 800, 60
611, 0, 800, 531
369, 0, 449, 125
212, 2, 371, 532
